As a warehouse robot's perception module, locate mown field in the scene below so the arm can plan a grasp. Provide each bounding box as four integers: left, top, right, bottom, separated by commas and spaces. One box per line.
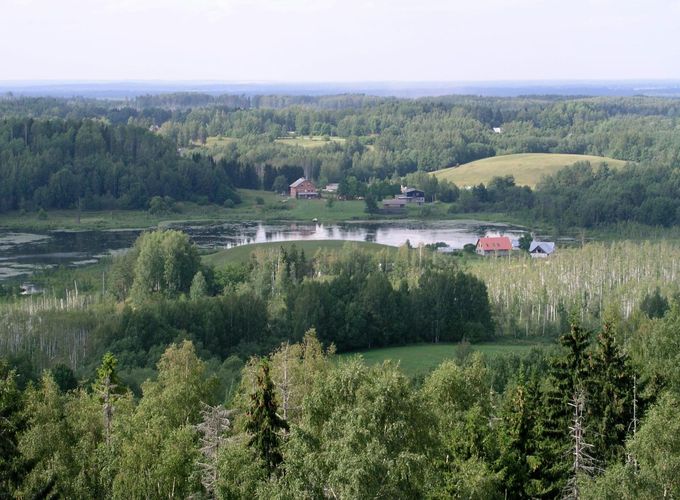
0, 190, 374, 231
274, 135, 347, 148
343, 342, 547, 377
204, 240, 395, 266
432, 153, 628, 188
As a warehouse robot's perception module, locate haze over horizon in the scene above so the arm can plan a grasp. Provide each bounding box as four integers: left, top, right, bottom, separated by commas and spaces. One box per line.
3, 0, 680, 82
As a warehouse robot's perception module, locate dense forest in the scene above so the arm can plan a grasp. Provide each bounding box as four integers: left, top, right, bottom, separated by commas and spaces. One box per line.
4, 92, 680, 497
0, 118, 241, 212
3, 93, 680, 228
3, 290, 680, 498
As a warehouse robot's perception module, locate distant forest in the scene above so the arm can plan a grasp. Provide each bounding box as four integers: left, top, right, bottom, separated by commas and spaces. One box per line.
1, 93, 680, 226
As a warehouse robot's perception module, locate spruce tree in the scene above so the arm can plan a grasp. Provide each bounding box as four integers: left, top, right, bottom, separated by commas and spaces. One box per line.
246, 359, 288, 477
587, 322, 636, 466
496, 367, 542, 498
533, 321, 591, 497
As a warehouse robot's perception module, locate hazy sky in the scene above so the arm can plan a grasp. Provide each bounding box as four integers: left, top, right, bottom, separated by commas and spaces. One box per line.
3, 0, 680, 81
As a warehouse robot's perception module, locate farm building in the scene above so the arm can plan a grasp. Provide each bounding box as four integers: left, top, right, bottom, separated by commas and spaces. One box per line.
382, 198, 408, 212
476, 236, 512, 256
398, 187, 426, 204
290, 178, 319, 199
529, 241, 556, 258
323, 183, 339, 193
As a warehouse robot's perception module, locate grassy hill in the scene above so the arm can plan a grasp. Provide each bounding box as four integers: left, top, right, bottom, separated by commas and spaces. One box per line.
432, 153, 628, 188
341, 342, 548, 377
204, 240, 395, 266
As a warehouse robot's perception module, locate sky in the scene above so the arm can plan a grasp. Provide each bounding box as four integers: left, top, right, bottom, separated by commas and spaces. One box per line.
2, 0, 680, 82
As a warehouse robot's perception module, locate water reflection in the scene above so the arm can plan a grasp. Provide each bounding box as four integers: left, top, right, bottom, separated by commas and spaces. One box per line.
0, 220, 526, 280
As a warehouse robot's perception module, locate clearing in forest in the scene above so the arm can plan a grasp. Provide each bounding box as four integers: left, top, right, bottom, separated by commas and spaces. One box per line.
274, 135, 347, 148
344, 342, 546, 377
432, 153, 628, 188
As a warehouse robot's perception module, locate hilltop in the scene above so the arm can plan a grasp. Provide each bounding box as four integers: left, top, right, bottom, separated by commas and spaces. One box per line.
432, 153, 628, 188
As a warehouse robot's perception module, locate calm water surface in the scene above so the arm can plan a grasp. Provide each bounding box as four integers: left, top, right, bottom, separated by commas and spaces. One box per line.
0, 220, 526, 280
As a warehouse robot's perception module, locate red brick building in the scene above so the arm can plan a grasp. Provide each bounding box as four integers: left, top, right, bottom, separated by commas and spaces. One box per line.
290, 178, 319, 199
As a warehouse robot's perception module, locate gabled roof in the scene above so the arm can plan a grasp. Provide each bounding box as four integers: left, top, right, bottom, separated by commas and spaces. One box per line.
476, 236, 512, 251
290, 177, 307, 188
403, 187, 424, 194
529, 241, 556, 254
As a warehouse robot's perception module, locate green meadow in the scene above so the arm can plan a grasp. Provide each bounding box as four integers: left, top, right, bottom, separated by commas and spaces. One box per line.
433, 153, 628, 188
343, 341, 548, 377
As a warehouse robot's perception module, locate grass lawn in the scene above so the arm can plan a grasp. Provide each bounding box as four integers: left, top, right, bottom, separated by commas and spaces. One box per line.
342, 341, 550, 377
274, 135, 346, 148
432, 153, 628, 188
0, 190, 376, 231
204, 240, 395, 266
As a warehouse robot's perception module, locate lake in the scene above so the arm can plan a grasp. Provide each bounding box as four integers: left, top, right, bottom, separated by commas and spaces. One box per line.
0, 220, 527, 280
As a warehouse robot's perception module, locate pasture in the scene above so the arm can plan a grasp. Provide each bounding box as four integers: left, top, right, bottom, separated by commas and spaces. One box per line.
274, 135, 346, 148
343, 342, 546, 377
432, 153, 628, 188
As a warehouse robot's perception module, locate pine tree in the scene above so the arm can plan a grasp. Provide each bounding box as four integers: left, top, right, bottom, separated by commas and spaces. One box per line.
245, 359, 288, 477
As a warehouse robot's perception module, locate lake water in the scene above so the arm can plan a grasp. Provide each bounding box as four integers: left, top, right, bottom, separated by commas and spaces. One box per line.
0, 220, 527, 280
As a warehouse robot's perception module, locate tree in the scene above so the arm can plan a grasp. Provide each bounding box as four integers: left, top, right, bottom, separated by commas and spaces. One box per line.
587, 322, 635, 466
0, 362, 26, 498
189, 271, 208, 299
364, 193, 379, 214
92, 352, 125, 446
130, 230, 200, 303
640, 287, 669, 319
272, 175, 288, 194
519, 232, 533, 252
245, 360, 288, 477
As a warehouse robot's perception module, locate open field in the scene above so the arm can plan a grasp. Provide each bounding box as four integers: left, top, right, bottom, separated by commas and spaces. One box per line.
0, 190, 376, 231
432, 153, 628, 188
274, 135, 346, 148
204, 240, 395, 266
342, 342, 548, 377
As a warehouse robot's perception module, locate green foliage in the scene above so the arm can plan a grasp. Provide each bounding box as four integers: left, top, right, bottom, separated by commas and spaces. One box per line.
130, 230, 200, 303
640, 287, 669, 319
281, 359, 434, 498
272, 175, 288, 194
0, 362, 26, 498
189, 271, 208, 300
518, 232, 533, 252
245, 359, 288, 477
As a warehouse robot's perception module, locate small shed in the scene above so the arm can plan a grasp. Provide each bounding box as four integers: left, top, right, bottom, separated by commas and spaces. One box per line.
323, 183, 339, 193
290, 178, 319, 199
529, 241, 556, 258
476, 236, 512, 256
382, 198, 407, 212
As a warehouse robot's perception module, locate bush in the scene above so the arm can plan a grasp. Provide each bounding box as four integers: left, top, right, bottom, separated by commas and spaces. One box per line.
255, 197, 265, 205
223, 199, 235, 209
37, 208, 48, 220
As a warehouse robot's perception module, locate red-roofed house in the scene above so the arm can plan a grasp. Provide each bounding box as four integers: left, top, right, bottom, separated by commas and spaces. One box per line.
476, 236, 513, 256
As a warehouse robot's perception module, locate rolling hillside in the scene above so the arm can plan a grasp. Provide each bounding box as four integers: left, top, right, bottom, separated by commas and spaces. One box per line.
432, 153, 628, 188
